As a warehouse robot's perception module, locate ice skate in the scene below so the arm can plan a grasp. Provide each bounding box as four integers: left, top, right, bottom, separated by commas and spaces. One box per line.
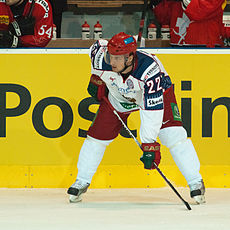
189, 179, 205, 204
67, 180, 90, 203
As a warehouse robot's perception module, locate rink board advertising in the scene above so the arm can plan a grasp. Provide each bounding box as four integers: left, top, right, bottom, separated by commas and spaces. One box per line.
0, 49, 229, 188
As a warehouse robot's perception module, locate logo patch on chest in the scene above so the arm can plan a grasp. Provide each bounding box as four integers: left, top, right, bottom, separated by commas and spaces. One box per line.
0, 15, 9, 25
126, 79, 134, 89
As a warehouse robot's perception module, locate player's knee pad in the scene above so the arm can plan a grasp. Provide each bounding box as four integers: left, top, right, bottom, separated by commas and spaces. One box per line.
158, 126, 188, 149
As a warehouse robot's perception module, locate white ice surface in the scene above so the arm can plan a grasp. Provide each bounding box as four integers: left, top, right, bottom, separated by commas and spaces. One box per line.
0, 188, 229, 230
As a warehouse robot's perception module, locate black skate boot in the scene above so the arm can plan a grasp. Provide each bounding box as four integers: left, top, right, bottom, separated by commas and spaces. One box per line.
189, 179, 205, 204
67, 179, 90, 203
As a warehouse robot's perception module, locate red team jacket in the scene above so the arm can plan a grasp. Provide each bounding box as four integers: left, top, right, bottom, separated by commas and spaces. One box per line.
0, 0, 53, 47
153, 0, 226, 47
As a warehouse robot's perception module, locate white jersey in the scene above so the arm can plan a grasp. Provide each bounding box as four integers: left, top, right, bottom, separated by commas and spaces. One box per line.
89, 40, 172, 142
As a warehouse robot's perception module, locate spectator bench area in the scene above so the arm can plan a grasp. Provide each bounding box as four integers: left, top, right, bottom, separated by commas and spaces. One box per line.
67, 0, 230, 8
67, 0, 147, 8
46, 39, 171, 48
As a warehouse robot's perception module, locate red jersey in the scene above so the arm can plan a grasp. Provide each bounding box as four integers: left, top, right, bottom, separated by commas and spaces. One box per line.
0, 0, 53, 47
153, 0, 225, 47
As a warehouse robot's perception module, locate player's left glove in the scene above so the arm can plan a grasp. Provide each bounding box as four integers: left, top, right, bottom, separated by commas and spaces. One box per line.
140, 142, 161, 170
0, 30, 19, 48
9, 16, 35, 37
87, 74, 108, 101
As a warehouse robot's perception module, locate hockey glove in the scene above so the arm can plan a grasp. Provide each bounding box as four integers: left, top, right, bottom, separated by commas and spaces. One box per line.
150, 0, 163, 8
0, 30, 19, 48
87, 74, 107, 101
9, 16, 35, 37
140, 142, 161, 169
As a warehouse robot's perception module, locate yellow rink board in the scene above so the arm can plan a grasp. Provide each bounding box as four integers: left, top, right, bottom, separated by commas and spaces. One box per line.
0, 49, 229, 188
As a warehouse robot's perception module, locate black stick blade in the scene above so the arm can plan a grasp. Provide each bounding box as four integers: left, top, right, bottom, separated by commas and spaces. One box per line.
184, 201, 192, 210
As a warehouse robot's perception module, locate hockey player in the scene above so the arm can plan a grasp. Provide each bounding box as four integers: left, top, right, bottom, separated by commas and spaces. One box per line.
0, 0, 53, 47
151, 0, 226, 47
67, 32, 205, 204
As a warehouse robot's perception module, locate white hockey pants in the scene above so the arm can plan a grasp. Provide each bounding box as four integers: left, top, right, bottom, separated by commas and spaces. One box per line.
158, 126, 202, 186
77, 135, 113, 183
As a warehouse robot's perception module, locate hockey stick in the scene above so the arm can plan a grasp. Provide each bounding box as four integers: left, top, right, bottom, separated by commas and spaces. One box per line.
27, 0, 36, 18
103, 96, 192, 211
137, 0, 149, 46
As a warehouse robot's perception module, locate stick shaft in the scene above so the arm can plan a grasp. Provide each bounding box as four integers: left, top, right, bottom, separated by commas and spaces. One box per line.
137, 0, 148, 45
103, 97, 191, 210
28, 0, 36, 18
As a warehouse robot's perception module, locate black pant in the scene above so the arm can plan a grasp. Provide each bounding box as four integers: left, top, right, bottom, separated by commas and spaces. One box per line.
49, 0, 67, 38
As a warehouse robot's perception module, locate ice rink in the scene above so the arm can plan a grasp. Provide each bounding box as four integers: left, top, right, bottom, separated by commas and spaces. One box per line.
0, 188, 229, 230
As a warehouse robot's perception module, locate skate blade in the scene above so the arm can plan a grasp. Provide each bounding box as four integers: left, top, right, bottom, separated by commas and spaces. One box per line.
193, 195, 206, 204
69, 195, 82, 203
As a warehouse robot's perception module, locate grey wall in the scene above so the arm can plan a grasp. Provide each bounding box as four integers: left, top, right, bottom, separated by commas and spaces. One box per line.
61, 11, 147, 39
61, 10, 230, 39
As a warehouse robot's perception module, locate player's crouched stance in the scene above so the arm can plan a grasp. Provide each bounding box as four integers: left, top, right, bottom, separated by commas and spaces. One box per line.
67, 32, 205, 204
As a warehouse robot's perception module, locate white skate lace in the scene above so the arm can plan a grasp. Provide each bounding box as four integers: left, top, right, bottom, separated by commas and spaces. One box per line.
189, 180, 205, 194
71, 180, 89, 189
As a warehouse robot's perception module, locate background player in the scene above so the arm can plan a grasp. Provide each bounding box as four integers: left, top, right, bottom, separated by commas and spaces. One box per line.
0, 0, 53, 47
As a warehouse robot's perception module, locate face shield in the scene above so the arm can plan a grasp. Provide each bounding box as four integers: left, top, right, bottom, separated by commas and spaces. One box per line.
104, 49, 129, 65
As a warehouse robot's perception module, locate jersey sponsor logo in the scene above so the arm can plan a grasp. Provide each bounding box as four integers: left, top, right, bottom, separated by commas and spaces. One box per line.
90, 42, 99, 66
120, 102, 138, 110
90, 41, 100, 56
147, 63, 159, 77
90, 41, 107, 69
171, 103, 182, 121
33, 0, 49, 12
143, 63, 160, 81
94, 48, 104, 69
111, 82, 135, 95
0, 15, 9, 25
146, 95, 163, 107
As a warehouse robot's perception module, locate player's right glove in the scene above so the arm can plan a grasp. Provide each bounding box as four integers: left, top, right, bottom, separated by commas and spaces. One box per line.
87, 74, 108, 101
140, 142, 161, 169
9, 16, 35, 37
0, 30, 19, 48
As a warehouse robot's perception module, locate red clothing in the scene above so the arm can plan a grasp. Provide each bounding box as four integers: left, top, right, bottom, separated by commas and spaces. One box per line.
153, 0, 225, 47
88, 86, 182, 141
0, 0, 53, 47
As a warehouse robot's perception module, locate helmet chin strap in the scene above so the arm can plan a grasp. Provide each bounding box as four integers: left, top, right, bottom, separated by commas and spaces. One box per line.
118, 54, 135, 74
14, 0, 24, 6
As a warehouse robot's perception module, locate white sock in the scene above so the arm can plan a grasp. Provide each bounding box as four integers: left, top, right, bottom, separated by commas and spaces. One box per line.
77, 136, 113, 183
